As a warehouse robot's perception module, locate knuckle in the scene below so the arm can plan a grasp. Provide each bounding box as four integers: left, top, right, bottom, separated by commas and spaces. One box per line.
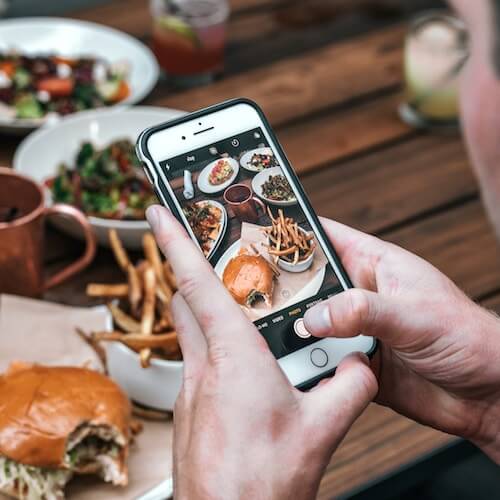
345, 289, 372, 329
176, 272, 202, 302
356, 363, 378, 400
208, 342, 231, 369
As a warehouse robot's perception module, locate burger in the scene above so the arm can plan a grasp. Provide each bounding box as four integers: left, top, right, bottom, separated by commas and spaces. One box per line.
223, 253, 275, 307
0, 363, 132, 499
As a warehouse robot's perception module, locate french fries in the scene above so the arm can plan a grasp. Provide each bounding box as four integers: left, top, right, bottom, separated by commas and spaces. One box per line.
84, 230, 180, 368
141, 266, 156, 334
86, 283, 129, 298
107, 303, 140, 333
92, 331, 178, 350
263, 208, 316, 265
109, 228, 131, 271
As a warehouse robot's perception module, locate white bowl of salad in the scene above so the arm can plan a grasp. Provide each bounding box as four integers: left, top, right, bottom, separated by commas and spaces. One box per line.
14, 106, 185, 249
0, 17, 160, 134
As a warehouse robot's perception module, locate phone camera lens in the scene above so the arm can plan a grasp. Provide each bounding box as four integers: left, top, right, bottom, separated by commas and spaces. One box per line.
198, 122, 202, 126
182, 136, 186, 140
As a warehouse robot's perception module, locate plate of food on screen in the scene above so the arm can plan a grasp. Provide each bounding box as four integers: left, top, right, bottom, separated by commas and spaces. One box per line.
197, 157, 239, 194
252, 167, 297, 207
217, 246, 278, 308
215, 236, 325, 320
263, 209, 316, 273
183, 200, 227, 260
240, 147, 280, 173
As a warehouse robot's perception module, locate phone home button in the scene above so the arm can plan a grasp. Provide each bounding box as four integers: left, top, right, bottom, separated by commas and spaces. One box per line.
310, 348, 329, 368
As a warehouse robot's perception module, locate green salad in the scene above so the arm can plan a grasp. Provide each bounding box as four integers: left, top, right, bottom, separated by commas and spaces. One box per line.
46, 139, 156, 220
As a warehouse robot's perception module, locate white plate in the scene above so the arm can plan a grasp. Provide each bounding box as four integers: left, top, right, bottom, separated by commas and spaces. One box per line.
252, 167, 298, 207
14, 106, 185, 249
214, 239, 326, 308
197, 157, 239, 194
0, 17, 159, 134
239, 147, 278, 173
185, 200, 227, 261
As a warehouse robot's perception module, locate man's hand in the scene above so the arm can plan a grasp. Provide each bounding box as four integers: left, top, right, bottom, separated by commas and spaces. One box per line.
146, 206, 377, 500
304, 219, 500, 462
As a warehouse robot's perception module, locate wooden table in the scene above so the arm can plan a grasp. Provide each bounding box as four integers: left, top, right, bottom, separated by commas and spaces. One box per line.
1, 0, 497, 497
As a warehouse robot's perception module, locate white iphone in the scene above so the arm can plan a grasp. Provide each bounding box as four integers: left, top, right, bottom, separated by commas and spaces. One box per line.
136, 98, 376, 390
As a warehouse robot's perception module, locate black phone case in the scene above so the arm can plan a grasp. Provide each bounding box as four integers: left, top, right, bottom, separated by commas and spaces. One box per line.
137, 97, 378, 391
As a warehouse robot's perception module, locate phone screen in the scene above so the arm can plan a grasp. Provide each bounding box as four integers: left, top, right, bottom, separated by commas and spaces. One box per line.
159, 127, 343, 358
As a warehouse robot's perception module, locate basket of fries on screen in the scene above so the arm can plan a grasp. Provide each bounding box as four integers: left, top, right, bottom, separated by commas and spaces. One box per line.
263, 208, 316, 273
84, 229, 182, 411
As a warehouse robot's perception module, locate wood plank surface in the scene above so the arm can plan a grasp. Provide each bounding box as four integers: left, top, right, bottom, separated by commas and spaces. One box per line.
278, 93, 414, 175
303, 134, 475, 232
321, 409, 455, 499
73, 0, 283, 39
156, 25, 405, 124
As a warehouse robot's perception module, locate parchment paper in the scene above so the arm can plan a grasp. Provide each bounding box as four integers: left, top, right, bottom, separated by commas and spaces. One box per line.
0, 295, 173, 500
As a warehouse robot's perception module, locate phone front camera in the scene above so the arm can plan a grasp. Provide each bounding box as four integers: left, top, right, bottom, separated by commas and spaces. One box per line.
182, 136, 186, 140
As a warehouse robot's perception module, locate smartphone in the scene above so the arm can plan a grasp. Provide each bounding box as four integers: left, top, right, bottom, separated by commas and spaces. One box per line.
136, 98, 376, 390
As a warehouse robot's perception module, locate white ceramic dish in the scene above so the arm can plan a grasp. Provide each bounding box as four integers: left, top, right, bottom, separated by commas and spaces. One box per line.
106, 341, 183, 412
14, 106, 185, 249
252, 166, 297, 207
0, 17, 160, 134
273, 226, 316, 273
239, 147, 278, 173
185, 200, 228, 261
97, 308, 182, 413
197, 157, 239, 194
214, 239, 325, 305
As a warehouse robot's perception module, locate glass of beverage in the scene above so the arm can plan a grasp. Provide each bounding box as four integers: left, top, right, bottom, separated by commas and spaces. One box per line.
150, 0, 229, 85
400, 11, 469, 130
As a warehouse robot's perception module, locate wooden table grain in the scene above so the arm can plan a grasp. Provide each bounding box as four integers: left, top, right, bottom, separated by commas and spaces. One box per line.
2, 0, 495, 498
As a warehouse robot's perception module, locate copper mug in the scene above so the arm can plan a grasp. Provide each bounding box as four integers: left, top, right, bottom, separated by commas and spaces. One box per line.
0, 168, 97, 298
224, 184, 266, 223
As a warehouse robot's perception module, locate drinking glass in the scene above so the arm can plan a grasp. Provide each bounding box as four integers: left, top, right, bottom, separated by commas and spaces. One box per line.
150, 0, 229, 85
400, 11, 469, 129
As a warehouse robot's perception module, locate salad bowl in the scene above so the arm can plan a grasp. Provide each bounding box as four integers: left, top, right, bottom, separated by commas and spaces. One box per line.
0, 17, 160, 134
14, 106, 185, 249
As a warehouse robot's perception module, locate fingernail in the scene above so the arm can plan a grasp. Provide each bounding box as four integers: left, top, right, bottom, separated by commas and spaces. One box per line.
146, 205, 161, 232
304, 304, 332, 334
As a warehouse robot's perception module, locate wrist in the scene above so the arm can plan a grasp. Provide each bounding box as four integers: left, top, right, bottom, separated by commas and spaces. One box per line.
465, 308, 500, 464
470, 399, 500, 464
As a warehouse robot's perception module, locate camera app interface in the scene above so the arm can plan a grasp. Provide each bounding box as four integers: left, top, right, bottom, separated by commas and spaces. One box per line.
159, 128, 343, 358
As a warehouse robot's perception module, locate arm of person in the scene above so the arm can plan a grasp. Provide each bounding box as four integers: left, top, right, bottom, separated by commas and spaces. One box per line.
146, 205, 378, 500
304, 218, 500, 463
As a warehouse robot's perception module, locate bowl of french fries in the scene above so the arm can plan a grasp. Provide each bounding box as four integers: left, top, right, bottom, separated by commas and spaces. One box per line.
86, 229, 183, 411
264, 208, 316, 273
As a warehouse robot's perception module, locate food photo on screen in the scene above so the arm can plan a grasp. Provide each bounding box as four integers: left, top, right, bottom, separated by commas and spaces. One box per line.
159, 128, 343, 358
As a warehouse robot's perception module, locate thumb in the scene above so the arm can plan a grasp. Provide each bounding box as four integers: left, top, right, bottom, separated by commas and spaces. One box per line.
305, 353, 377, 447
304, 288, 409, 346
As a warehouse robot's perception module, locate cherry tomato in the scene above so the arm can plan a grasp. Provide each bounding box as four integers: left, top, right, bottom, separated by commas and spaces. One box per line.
109, 80, 130, 103
0, 61, 16, 78
36, 78, 75, 97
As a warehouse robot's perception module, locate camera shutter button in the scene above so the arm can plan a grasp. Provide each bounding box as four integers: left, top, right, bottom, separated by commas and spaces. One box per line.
294, 318, 311, 339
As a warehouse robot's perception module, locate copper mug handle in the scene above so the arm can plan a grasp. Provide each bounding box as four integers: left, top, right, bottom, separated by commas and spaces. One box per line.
252, 196, 267, 214
43, 204, 97, 290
